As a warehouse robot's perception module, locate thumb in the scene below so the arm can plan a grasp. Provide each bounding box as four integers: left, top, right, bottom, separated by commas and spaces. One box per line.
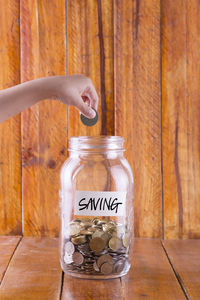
75, 95, 96, 119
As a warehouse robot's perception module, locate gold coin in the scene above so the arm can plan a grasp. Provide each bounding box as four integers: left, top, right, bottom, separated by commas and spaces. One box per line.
69, 223, 82, 236
72, 219, 81, 223
92, 218, 100, 224
109, 237, 122, 251
97, 254, 113, 268
102, 223, 116, 233
108, 220, 116, 226
100, 262, 113, 274
112, 231, 121, 238
114, 260, 125, 273
71, 235, 87, 245
100, 232, 111, 244
72, 252, 84, 265
81, 218, 91, 222
81, 221, 93, 228
89, 237, 106, 252
123, 233, 130, 248
65, 241, 75, 255
92, 230, 103, 239
87, 226, 96, 232
97, 220, 107, 226
80, 229, 93, 235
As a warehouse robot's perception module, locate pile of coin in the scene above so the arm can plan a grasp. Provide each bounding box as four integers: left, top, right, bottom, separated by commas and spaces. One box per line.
62, 218, 131, 276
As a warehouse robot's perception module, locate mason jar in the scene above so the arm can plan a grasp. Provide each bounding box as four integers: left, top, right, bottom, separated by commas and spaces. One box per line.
59, 136, 134, 279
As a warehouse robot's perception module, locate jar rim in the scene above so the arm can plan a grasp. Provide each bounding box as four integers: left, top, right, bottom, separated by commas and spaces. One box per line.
68, 135, 125, 151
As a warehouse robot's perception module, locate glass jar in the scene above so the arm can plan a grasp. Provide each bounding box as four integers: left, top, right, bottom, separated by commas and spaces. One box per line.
59, 136, 134, 279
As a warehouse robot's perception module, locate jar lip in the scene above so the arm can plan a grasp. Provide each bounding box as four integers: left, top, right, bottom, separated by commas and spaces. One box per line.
68, 135, 125, 151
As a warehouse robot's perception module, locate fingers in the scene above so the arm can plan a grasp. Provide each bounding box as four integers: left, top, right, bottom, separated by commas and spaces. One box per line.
75, 93, 96, 119
83, 83, 99, 111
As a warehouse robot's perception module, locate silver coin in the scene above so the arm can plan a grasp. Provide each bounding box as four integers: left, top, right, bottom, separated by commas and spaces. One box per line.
65, 241, 75, 255
80, 108, 98, 126
64, 253, 73, 264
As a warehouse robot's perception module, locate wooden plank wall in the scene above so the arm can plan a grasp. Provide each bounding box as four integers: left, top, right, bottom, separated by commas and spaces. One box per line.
21, 0, 67, 237
162, 0, 200, 239
0, 0, 199, 239
114, 0, 162, 238
0, 0, 21, 235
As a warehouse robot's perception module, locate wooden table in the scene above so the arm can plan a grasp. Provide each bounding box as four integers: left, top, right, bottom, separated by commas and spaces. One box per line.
0, 237, 199, 299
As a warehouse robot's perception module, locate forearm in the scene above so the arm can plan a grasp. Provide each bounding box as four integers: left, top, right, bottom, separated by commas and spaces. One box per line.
0, 75, 98, 123
0, 77, 58, 122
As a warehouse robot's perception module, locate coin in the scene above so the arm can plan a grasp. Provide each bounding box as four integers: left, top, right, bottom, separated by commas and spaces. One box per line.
77, 243, 90, 253
72, 252, 84, 265
80, 229, 93, 235
92, 218, 100, 224
123, 233, 130, 248
87, 226, 96, 232
97, 254, 113, 268
80, 108, 98, 126
100, 262, 113, 274
109, 237, 122, 251
102, 223, 116, 233
69, 223, 82, 236
80, 218, 91, 222
64, 218, 130, 276
97, 220, 107, 225
80, 221, 93, 228
114, 259, 125, 273
89, 237, 106, 252
94, 249, 108, 256
64, 253, 73, 264
92, 230, 103, 239
100, 232, 111, 243
65, 241, 75, 255
71, 235, 87, 245
93, 261, 100, 272
72, 219, 81, 223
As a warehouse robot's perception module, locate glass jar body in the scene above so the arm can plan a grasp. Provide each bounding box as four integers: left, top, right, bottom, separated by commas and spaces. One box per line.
59, 136, 134, 279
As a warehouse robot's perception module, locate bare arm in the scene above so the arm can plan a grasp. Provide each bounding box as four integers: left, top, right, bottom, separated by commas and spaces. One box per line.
0, 75, 98, 123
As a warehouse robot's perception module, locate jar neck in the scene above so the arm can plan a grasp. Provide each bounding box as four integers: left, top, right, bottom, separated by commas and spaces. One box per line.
68, 136, 125, 154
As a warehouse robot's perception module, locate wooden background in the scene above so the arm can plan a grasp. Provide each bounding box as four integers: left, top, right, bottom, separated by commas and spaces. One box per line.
0, 0, 199, 239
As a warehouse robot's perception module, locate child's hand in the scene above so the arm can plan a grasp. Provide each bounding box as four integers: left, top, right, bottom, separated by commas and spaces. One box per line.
0, 75, 98, 123
52, 75, 99, 118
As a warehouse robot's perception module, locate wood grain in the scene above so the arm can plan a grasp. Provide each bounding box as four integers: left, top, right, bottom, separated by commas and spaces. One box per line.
0, 0, 21, 235
163, 240, 200, 300
162, 0, 200, 239
1, 238, 195, 299
0, 236, 21, 283
0, 237, 61, 299
121, 239, 185, 299
21, 0, 67, 236
114, 0, 162, 237
62, 275, 122, 300
67, 0, 114, 138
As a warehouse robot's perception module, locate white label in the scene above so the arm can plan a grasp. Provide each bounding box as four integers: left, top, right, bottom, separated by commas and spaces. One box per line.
74, 191, 126, 217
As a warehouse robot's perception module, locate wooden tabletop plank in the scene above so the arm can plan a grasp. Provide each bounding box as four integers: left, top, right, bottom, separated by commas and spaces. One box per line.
62, 273, 122, 300
121, 239, 186, 300
163, 240, 200, 300
0, 237, 62, 299
0, 236, 21, 283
